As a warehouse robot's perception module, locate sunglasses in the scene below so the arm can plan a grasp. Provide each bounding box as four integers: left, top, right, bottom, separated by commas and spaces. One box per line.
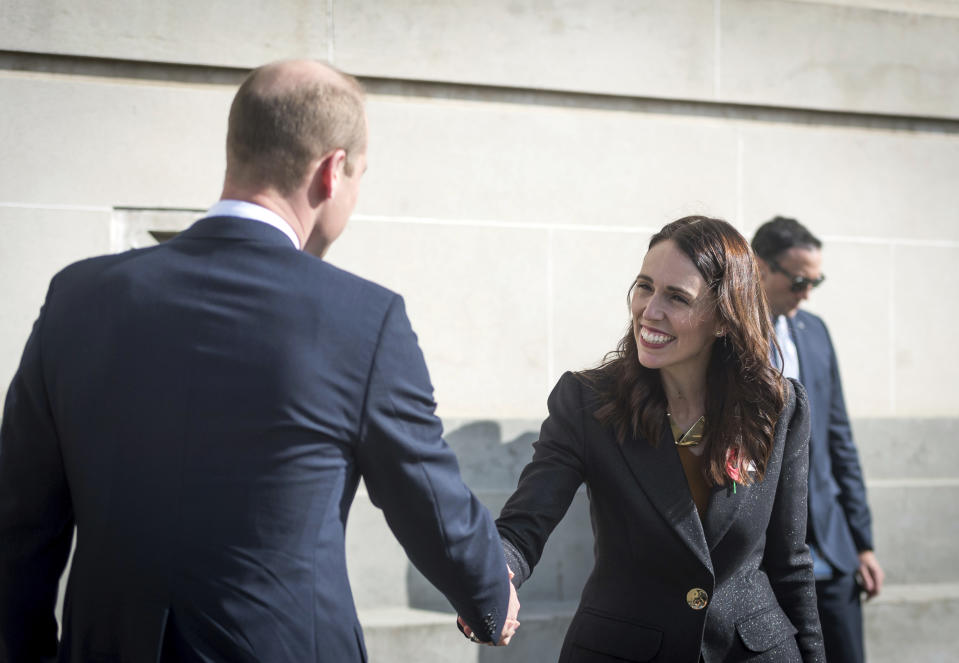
769, 260, 826, 292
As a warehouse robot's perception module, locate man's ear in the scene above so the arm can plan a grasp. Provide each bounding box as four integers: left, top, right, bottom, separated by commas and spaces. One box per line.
309, 148, 348, 204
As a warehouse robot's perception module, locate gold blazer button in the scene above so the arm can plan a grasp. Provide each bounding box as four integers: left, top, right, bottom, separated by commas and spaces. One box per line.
686, 588, 709, 610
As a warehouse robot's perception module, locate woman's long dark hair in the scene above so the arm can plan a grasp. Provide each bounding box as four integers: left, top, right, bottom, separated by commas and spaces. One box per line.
583, 216, 785, 487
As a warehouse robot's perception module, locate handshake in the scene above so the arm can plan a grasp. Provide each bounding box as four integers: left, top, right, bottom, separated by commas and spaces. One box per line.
456, 567, 522, 646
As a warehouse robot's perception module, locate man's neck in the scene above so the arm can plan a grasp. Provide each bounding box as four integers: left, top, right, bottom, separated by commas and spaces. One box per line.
219, 186, 311, 249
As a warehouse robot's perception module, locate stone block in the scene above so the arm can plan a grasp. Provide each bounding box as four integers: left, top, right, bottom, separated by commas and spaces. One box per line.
358, 95, 739, 228
1, 0, 329, 69
550, 228, 653, 380
854, 417, 959, 480
863, 583, 959, 663
442, 418, 544, 492
869, 484, 959, 583
801, 241, 894, 417
0, 73, 229, 208
324, 218, 550, 419
345, 484, 413, 610
334, 0, 716, 100
893, 245, 959, 416
0, 206, 112, 408
720, 0, 959, 119
739, 123, 959, 243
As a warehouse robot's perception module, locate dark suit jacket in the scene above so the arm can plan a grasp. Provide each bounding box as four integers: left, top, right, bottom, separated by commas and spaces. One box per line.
789, 309, 873, 574
0, 216, 509, 663
497, 373, 825, 662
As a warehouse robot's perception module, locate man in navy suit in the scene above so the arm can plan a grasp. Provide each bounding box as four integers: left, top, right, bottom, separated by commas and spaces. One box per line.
0, 59, 518, 663
752, 217, 884, 663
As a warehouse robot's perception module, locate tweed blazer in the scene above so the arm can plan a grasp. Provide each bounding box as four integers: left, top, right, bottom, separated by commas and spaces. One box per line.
498, 372, 825, 662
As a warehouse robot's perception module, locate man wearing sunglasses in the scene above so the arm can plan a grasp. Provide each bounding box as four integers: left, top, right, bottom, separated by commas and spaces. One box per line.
752, 216, 884, 663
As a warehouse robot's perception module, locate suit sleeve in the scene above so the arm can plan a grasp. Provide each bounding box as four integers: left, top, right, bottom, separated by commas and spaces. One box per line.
496, 372, 586, 588
823, 326, 873, 552
355, 295, 509, 643
0, 292, 75, 663
764, 380, 825, 663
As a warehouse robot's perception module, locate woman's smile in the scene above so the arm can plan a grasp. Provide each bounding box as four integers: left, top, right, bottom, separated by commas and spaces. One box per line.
638, 325, 675, 348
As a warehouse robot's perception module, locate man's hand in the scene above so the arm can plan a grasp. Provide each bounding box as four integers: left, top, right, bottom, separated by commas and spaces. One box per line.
857, 550, 884, 600
457, 567, 521, 645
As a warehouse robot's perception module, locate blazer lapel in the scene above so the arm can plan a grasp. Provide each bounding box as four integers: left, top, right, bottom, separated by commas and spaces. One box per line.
617, 426, 713, 574
702, 380, 800, 550
702, 470, 749, 552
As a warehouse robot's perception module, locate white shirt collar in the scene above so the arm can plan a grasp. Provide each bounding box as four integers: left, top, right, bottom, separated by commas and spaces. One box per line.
772, 315, 800, 381
202, 199, 301, 249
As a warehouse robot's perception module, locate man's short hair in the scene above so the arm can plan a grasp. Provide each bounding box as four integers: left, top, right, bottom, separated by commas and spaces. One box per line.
750, 216, 822, 261
226, 64, 366, 195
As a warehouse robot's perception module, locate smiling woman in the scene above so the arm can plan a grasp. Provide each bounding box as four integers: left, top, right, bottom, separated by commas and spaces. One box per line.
605, 218, 784, 489
494, 216, 827, 662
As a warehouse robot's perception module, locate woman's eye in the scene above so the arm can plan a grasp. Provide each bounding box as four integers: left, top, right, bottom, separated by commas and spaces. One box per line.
635, 281, 652, 291
671, 295, 689, 305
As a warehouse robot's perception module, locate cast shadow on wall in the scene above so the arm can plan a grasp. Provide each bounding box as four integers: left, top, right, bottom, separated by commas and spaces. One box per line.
402, 420, 593, 660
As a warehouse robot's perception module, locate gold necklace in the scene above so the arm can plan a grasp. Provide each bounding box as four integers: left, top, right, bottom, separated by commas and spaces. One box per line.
668, 413, 705, 447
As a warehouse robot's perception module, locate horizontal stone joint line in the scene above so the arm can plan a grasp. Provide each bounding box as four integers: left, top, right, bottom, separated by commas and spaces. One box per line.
113, 206, 206, 213
351, 214, 660, 234
0, 202, 112, 212
866, 478, 959, 488
4, 51, 959, 133
823, 234, 959, 249
869, 582, 959, 604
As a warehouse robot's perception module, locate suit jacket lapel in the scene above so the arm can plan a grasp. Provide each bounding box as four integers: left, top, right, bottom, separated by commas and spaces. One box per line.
787, 314, 822, 475
787, 314, 808, 384
617, 426, 713, 574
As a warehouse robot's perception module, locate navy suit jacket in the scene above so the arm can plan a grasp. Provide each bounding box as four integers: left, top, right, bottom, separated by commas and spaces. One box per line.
498, 373, 825, 662
788, 309, 873, 574
0, 216, 509, 662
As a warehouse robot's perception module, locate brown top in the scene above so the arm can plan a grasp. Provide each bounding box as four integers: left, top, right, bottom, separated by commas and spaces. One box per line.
669, 416, 711, 519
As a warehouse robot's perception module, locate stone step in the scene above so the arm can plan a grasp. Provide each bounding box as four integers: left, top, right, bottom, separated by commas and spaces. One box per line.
358, 601, 577, 663
357, 584, 959, 663
867, 481, 959, 585
863, 582, 959, 663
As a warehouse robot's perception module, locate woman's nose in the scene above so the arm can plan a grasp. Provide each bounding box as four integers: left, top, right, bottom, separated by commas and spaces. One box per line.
642, 295, 665, 320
